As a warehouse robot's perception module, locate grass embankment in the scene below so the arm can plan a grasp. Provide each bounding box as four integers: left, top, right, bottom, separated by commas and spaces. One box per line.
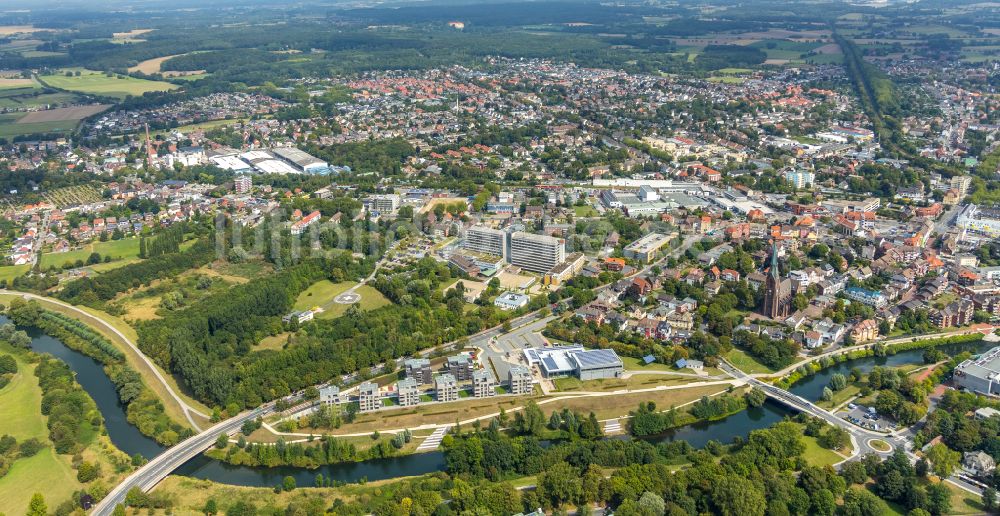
725, 348, 776, 375
0, 294, 210, 428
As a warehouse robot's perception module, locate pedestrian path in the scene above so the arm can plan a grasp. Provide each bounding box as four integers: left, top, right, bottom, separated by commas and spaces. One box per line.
604, 419, 622, 434
416, 426, 450, 451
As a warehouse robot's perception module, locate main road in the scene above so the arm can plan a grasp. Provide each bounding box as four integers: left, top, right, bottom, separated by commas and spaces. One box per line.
90, 403, 277, 515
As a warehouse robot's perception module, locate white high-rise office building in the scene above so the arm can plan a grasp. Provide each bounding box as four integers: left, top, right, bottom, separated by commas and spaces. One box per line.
510, 232, 565, 273
463, 226, 507, 258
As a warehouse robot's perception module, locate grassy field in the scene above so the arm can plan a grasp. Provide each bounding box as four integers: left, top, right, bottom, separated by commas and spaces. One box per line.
621, 356, 675, 371
293, 280, 392, 319
573, 205, 600, 217
0, 264, 29, 283
0, 111, 79, 137
0, 349, 81, 515
39, 68, 177, 99
39, 237, 140, 269
725, 348, 776, 375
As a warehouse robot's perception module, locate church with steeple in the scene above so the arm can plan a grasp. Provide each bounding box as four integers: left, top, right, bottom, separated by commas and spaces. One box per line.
762, 240, 792, 320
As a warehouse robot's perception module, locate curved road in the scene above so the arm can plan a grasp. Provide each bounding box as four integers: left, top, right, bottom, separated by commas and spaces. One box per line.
1, 290, 208, 430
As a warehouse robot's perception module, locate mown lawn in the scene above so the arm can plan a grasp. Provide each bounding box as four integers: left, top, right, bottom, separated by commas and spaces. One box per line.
725, 348, 776, 374
0, 264, 29, 283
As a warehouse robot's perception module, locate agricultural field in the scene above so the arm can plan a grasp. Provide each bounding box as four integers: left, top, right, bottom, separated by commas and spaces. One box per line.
128, 53, 206, 77
39, 68, 178, 99
0, 78, 37, 90
111, 28, 154, 43
0, 112, 78, 138
40, 184, 104, 208
0, 99, 107, 138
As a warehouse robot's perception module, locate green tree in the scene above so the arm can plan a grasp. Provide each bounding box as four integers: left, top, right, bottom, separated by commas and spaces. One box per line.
203, 499, 218, 515
637, 492, 666, 515
539, 462, 582, 507
26, 494, 46, 516
811, 489, 836, 516
925, 443, 960, 478
282, 475, 296, 491
215, 433, 228, 449
712, 476, 766, 516
981, 487, 996, 513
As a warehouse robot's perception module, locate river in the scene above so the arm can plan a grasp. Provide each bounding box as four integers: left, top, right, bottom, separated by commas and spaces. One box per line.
15, 315, 994, 488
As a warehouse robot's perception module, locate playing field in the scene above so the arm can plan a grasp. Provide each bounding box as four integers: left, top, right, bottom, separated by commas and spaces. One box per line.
39, 68, 178, 99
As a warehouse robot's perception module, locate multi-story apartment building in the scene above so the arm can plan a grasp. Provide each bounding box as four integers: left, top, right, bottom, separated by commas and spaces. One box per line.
358, 381, 381, 413
435, 374, 458, 402
404, 358, 433, 384
472, 369, 497, 398
397, 377, 420, 407
508, 365, 533, 395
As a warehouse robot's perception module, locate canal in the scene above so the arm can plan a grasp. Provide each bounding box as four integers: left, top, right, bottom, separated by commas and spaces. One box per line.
15, 314, 994, 488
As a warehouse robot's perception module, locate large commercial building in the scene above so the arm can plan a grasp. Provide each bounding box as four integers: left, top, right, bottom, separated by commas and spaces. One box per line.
623, 233, 673, 264
472, 369, 497, 398
508, 365, 533, 395
523, 345, 624, 380
396, 378, 420, 407
954, 346, 1000, 397
358, 382, 381, 413
464, 226, 507, 259
510, 232, 565, 273
271, 146, 329, 174
958, 205, 1000, 238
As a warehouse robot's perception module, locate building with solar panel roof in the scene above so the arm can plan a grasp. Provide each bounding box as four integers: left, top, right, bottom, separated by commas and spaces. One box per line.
523, 345, 623, 380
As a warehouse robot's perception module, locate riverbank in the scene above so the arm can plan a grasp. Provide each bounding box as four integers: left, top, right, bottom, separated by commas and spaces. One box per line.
6, 300, 192, 446
0, 292, 210, 429
775, 333, 986, 389
0, 342, 132, 515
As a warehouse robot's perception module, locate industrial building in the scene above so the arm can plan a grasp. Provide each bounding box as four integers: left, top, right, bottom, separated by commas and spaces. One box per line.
271, 146, 329, 174
472, 369, 497, 398
396, 377, 420, 407
623, 233, 673, 263
463, 226, 507, 259
954, 346, 1000, 397
358, 382, 381, 413
510, 231, 565, 273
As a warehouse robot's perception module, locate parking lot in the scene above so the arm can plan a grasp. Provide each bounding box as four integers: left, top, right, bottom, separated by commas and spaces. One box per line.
841, 404, 895, 432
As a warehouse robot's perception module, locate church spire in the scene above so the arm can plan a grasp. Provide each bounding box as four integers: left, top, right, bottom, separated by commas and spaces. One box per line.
770, 240, 780, 279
